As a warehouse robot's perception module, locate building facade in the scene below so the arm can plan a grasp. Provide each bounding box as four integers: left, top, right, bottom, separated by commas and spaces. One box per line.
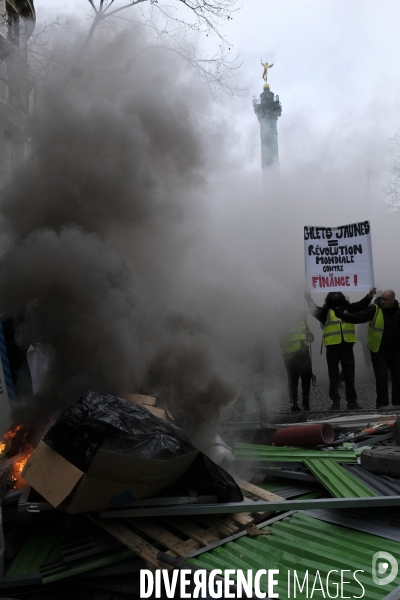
0, 0, 35, 186
0, 1, 35, 255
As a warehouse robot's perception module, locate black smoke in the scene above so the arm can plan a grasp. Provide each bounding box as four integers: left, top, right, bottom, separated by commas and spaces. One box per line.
0, 23, 237, 435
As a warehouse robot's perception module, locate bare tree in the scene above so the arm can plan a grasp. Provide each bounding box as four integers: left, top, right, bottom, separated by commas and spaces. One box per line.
83, 0, 237, 46
28, 18, 66, 80
61, 0, 242, 95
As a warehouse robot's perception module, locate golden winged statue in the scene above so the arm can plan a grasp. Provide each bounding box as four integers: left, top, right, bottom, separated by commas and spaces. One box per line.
261, 59, 273, 83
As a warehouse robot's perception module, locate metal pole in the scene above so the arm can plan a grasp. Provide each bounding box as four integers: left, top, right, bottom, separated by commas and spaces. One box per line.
100, 495, 400, 519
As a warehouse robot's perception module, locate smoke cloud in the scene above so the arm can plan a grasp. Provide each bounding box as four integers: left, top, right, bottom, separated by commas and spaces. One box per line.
0, 21, 244, 439
0, 7, 399, 441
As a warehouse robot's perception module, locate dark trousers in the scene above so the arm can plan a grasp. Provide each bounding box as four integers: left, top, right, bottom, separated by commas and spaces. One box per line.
284, 349, 312, 407
370, 351, 400, 406
326, 344, 357, 403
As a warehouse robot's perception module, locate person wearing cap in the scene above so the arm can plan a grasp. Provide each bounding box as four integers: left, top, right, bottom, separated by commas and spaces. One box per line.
280, 311, 314, 412
305, 288, 375, 410
334, 289, 400, 409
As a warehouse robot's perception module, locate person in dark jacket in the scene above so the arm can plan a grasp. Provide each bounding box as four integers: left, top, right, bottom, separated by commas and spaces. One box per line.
305, 288, 375, 410
334, 289, 400, 409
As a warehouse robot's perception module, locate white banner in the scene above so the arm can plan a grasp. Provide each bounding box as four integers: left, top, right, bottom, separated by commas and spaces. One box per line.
304, 221, 374, 292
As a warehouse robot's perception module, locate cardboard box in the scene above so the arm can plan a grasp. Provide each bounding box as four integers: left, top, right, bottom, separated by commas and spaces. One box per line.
22, 441, 198, 514
121, 394, 174, 423
122, 394, 156, 406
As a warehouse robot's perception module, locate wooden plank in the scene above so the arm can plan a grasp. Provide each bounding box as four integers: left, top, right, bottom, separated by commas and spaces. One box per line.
235, 477, 285, 501
126, 518, 199, 557
180, 538, 199, 551
214, 515, 241, 533
88, 516, 169, 570
230, 512, 257, 526
243, 496, 266, 516
158, 518, 199, 551
163, 518, 220, 546
250, 511, 274, 526
193, 515, 238, 537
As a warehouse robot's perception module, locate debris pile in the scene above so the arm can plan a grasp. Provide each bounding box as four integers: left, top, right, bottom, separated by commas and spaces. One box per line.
2, 402, 400, 598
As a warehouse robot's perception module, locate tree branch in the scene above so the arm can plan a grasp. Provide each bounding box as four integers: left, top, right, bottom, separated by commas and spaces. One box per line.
104, 0, 148, 17
59, 0, 242, 95
88, 0, 98, 14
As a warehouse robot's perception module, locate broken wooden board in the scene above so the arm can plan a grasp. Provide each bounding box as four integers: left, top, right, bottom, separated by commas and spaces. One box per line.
234, 476, 285, 502
91, 477, 284, 568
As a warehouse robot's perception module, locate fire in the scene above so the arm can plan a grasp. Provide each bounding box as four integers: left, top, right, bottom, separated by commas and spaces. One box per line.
0, 424, 23, 455
11, 453, 32, 489
0, 423, 34, 490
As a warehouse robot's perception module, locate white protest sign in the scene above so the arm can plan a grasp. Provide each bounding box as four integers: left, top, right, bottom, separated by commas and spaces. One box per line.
304, 221, 374, 292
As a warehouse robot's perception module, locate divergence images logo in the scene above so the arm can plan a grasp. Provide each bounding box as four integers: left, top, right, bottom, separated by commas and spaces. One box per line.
372, 552, 398, 586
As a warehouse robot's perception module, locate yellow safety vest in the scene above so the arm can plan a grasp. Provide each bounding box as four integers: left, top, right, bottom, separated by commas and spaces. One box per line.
367, 305, 384, 353
281, 321, 308, 354
323, 309, 356, 346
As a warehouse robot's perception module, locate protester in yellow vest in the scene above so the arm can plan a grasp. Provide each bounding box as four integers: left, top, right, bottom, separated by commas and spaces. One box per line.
280, 312, 314, 412
305, 288, 375, 411
334, 289, 400, 409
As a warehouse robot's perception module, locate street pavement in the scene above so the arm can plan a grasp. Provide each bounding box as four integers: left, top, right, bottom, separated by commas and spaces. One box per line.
225, 342, 392, 421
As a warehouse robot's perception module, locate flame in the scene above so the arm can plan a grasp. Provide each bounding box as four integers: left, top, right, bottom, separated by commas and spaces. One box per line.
12, 454, 32, 489
0, 423, 34, 490
0, 424, 23, 455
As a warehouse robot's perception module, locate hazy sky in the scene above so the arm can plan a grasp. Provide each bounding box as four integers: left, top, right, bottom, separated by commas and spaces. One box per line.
30, 0, 400, 218
29, 0, 400, 223
1, 0, 397, 427
34, 1, 400, 133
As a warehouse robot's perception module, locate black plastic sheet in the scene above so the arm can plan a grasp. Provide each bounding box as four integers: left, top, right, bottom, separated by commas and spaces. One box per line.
184, 454, 243, 503
45, 391, 194, 471
45, 391, 242, 503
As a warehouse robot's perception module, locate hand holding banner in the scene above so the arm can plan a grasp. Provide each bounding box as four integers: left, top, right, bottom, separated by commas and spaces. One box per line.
304, 221, 374, 292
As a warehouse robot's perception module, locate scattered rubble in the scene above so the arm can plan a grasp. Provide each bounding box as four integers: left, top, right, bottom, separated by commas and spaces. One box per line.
1, 397, 400, 598
361, 447, 400, 476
